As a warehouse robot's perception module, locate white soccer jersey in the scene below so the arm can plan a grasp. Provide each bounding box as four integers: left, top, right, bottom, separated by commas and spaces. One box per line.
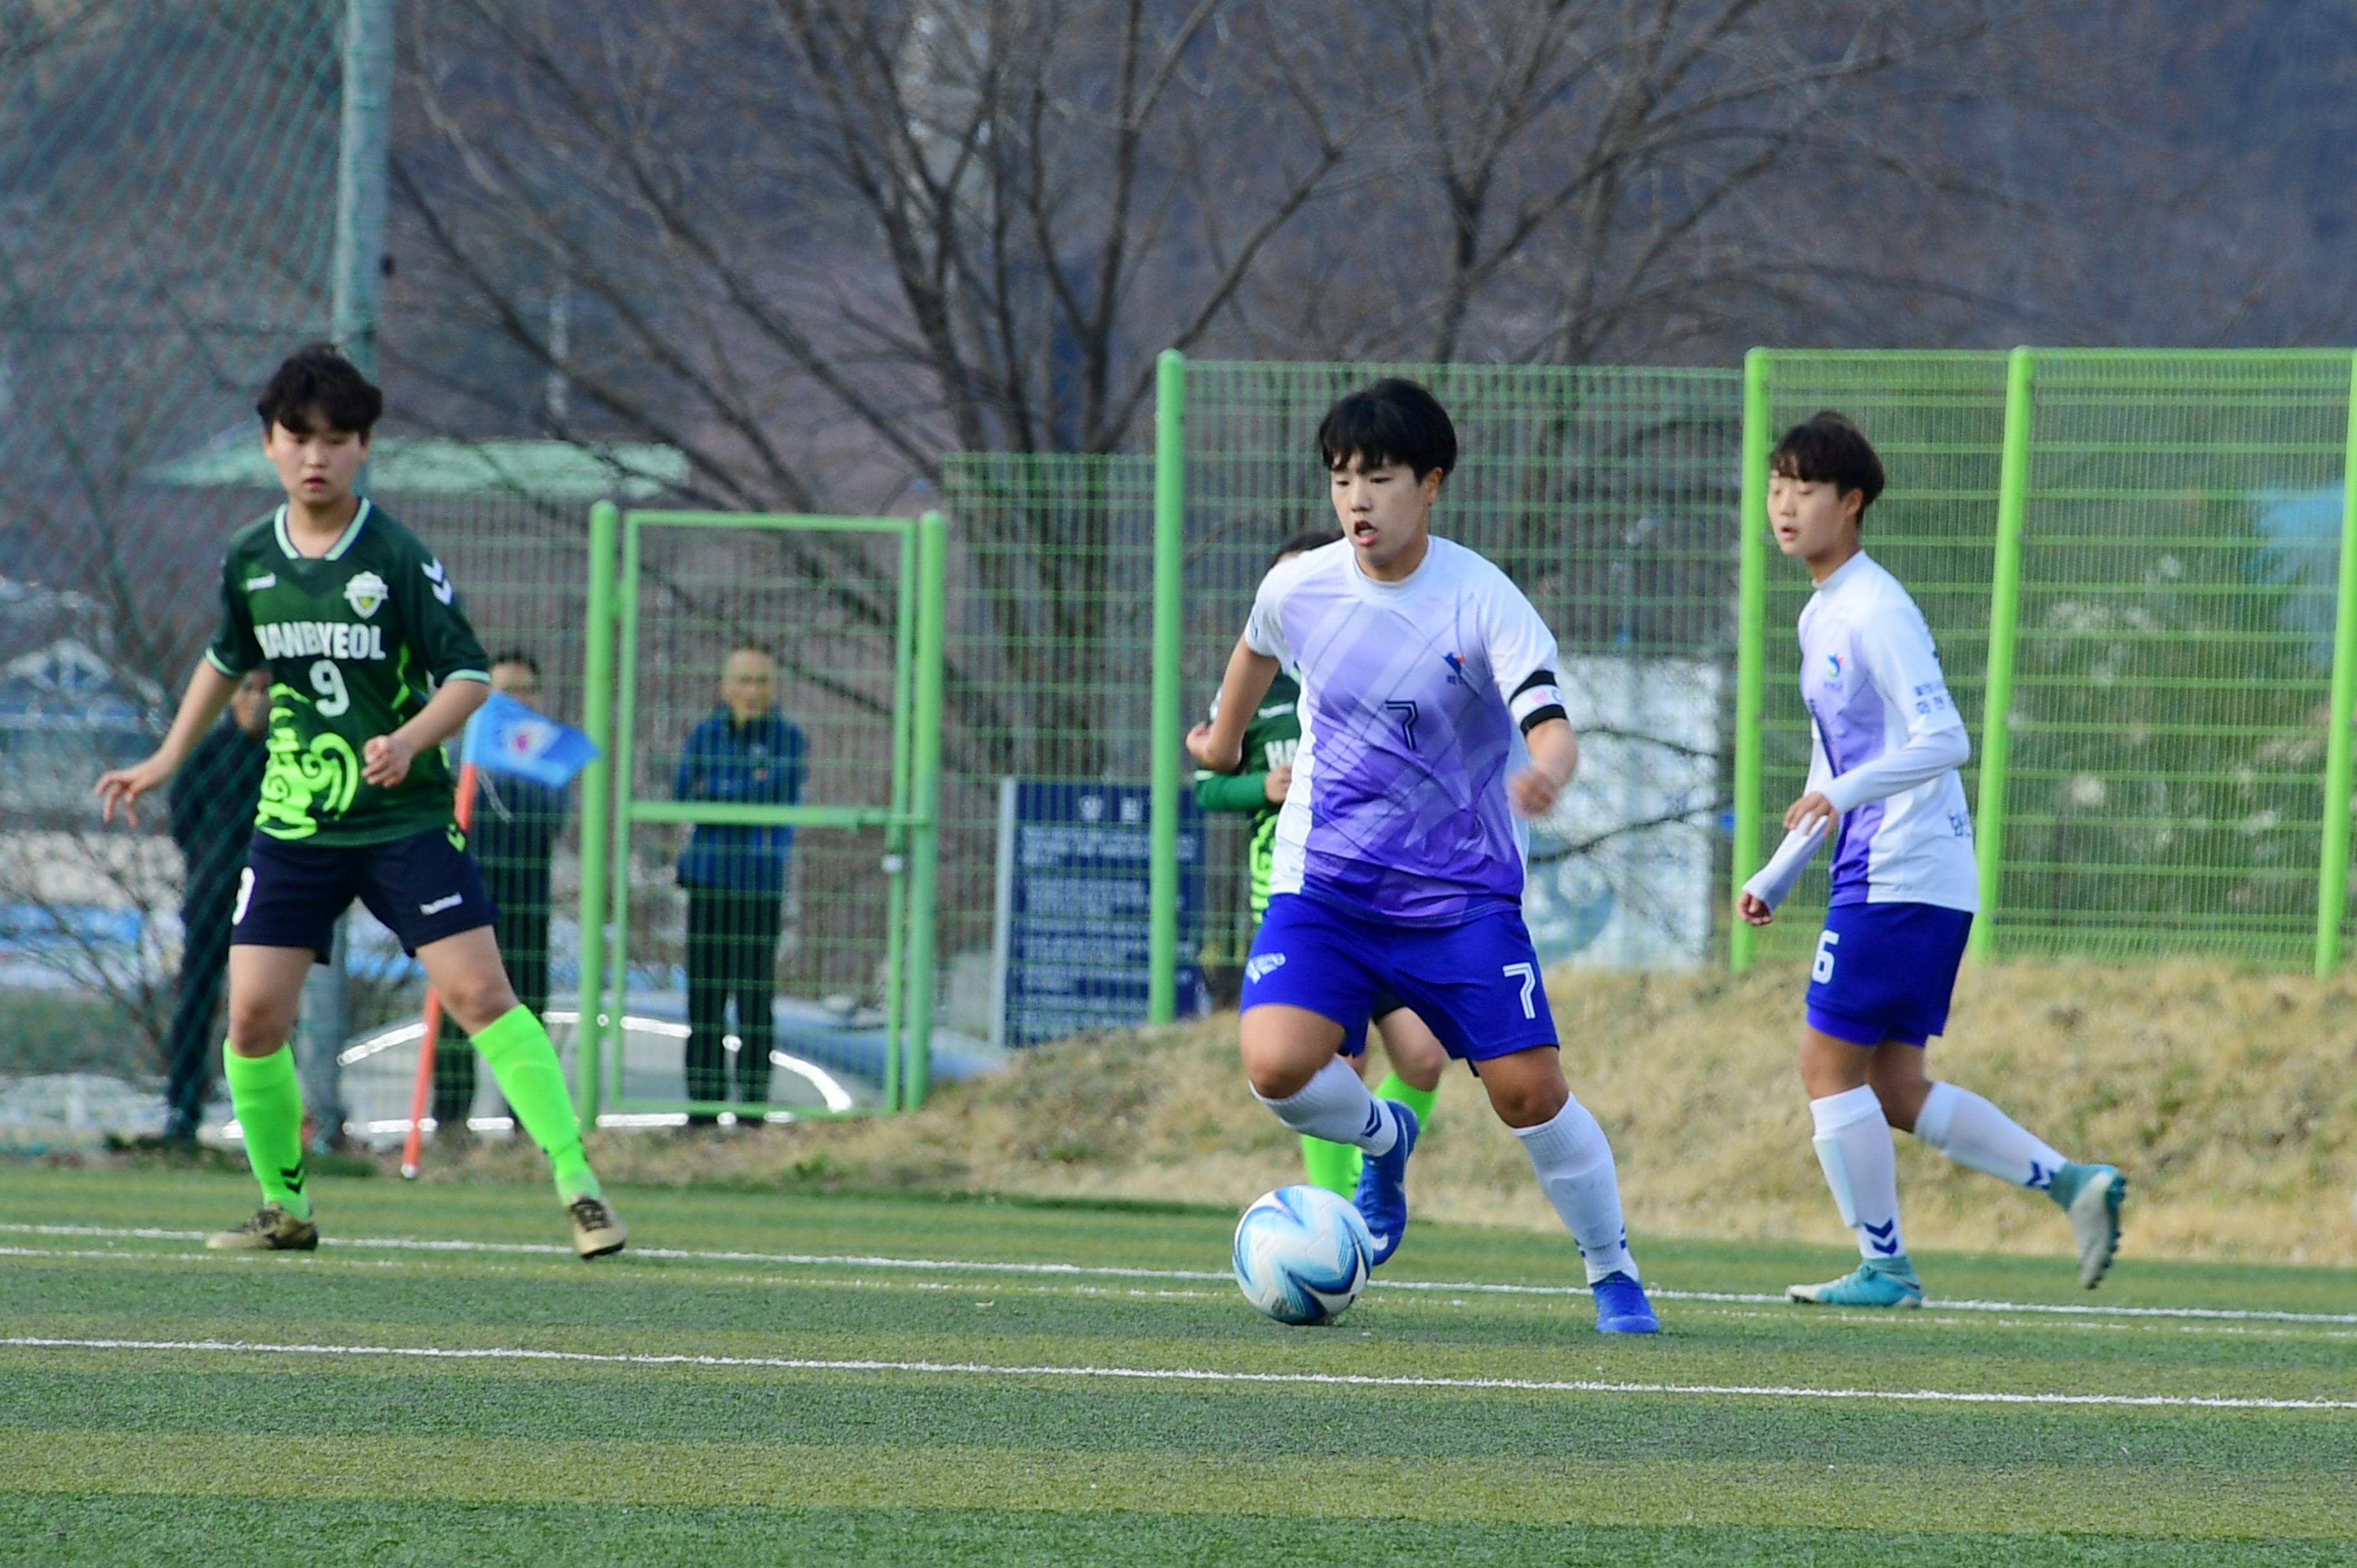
1244, 537, 1561, 925
1778, 551, 1978, 911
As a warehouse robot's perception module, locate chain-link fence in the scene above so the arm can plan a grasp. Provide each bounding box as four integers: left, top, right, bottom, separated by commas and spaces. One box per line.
1176, 361, 1745, 981
0, 1, 342, 1094
1738, 352, 2013, 961
1736, 349, 2357, 971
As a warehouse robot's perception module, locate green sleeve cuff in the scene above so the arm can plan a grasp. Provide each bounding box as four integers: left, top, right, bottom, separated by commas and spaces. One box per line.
1194, 770, 1271, 813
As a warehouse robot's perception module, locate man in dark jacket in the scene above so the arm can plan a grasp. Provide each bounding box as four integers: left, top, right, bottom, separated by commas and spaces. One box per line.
434, 652, 570, 1139
676, 647, 806, 1125
162, 669, 270, 1142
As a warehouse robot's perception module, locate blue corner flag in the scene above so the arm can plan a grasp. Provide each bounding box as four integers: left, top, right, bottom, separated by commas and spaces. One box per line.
462, 690, 600, 787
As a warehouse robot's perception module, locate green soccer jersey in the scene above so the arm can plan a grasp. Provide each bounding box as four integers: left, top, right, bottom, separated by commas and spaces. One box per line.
204, 499, 491, 847
1193, 672, 1303, 920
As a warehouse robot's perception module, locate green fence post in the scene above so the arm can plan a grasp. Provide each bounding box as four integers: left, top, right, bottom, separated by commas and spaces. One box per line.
1730, 350, 1771, 972
879, 523, 918, 1112
1149, 350, 1186, 1023
606, 514, 643, 1113
1971, 348, 2036, 962
904, 510, 948, 1107
2314, 354, 2357, 974
574, 500, 618, 1122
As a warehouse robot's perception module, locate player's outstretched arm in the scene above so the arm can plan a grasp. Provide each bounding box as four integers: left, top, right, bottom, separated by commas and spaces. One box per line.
95, 659, 241, 828
363, 675, 491, 788
1186, 633, 1279, 775
1507, 716, 1578, 818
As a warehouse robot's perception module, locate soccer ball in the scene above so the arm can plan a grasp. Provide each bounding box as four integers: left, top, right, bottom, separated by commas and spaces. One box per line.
1231, 1184, 1374, 1325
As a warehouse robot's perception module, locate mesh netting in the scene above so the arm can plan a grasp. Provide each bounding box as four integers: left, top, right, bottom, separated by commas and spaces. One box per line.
1182, 362, 1743, 974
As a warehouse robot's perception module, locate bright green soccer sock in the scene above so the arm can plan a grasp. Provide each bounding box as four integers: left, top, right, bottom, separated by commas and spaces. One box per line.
472, 1004, 601, 1202
1300, 1135, 1362, 1198
224, 1045, 311, 1220
1375, 1072, 1437, 1127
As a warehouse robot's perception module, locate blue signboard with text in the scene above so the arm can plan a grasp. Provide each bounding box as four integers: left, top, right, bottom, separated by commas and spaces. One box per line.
991, 779, 1205, 1049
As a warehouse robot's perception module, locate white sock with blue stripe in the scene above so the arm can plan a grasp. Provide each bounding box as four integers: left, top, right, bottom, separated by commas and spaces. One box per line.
1256, 1057, 1398, 1155
1514, 1096, 1636, 1285
1810, 1085, 1907, 1267
1915, 1081, 2068, 1192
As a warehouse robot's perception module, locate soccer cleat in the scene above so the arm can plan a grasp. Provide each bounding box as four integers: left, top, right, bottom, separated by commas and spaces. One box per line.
1350, 1100, 1419, 1267
1787, 1259, 1923, 1308
205, 1203, 318, 1252
1591, 1271, 1660, 1334
2048, 1162, 2127, 1288
569, 1195, 628, 1260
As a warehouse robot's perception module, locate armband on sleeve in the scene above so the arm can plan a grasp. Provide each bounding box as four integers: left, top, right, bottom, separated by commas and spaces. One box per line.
1509, 669, 1567, 735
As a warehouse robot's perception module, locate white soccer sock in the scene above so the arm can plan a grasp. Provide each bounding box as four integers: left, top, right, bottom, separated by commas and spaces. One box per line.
1810, 1085, 1908, 1267
1915, 1081, 2068, 1192
1514, 1095, 1636, 1285
1255, 1058, 1397, 1154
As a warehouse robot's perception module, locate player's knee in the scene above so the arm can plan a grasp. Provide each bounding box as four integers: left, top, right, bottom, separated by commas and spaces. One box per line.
1481, 1065, 1568, 1129
441, 975, 520, 1034
225, 997, 295, 1055
1242, 1050, 1319, 1100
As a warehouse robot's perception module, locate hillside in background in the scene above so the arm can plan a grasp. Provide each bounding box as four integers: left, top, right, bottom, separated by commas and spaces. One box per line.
440, 956, 2357, 1270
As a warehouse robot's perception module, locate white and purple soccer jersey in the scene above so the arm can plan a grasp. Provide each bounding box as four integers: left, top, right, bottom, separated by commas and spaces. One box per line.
1794, 552, 1977, 911
1244, 537, 1562, 926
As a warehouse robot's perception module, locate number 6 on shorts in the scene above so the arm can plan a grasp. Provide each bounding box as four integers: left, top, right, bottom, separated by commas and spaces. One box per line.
1812, 929, 1839, 984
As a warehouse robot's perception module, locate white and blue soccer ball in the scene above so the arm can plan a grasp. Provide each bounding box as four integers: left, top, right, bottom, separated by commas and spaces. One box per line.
1232, 1184, 1374, 1325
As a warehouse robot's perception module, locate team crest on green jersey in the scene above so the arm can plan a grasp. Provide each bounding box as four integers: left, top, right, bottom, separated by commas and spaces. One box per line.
343, 569, 390, 619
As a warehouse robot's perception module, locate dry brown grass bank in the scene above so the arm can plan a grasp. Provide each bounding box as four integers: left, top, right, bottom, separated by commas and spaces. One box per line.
454, 958, 2357, 1267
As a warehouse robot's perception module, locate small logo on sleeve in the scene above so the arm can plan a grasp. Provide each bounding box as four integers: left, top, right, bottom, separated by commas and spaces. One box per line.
419, 893, 465, 915
422, 559, 455, 605
1825, 653, 1844, 680
1443, 652, 1464, 684
244, 572, 277, 592
1244, 953, 1287, 983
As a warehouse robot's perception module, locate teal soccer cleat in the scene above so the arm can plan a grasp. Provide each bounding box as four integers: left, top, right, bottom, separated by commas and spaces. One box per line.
1786, 1258, 1924, 1308
2048, 1162, 2127, 1288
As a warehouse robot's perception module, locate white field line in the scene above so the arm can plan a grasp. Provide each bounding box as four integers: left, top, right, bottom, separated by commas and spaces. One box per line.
4, 1222, 2353, 1328
2, 1334, 2352, 1414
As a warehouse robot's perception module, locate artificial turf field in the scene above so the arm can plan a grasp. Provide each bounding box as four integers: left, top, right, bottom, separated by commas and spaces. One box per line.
1, 1169, 2353, 1565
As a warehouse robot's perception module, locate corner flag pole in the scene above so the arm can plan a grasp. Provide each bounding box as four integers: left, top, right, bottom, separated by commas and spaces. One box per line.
399, 760, 480, 1179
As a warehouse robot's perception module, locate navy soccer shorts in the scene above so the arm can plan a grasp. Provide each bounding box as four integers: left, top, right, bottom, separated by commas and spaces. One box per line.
1804, 900, 1974, 1047
231, 825, 498, 962
1240, 893, 1557, 1062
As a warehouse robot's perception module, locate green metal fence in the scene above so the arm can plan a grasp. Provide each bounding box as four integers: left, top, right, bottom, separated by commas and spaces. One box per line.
1152, 354, 1745, 1005
578, 508, 945, 1120
1735, 349, 2357, 974
1732, 352, 2014, 965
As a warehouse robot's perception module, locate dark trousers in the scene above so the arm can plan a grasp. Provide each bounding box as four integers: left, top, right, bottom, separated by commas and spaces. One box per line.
685, 885, 782, 1116
163, 880, 235, 1140
433, 901, 549, 1131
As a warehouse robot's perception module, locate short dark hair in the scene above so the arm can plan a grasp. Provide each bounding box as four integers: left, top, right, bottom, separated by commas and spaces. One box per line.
487, 650, 542, 678
1316, 379, 1458, 480
1770, 411, 1885, 517
256, 343, 384, 437
1273, 527, 1341, 565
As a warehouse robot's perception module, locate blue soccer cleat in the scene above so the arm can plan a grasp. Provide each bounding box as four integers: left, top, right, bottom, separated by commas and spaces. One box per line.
1591, 1271, 1660, 1334
1786, 1258, 1924, 1308
1350, 1100, 1419, 1267
2047, 1161, 2127, 1288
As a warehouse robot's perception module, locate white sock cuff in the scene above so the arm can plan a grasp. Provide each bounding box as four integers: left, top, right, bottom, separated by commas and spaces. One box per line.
1915, 1081, 1959, 1149
1511, 1094, 1609, 1172
1255, 1057, 1393, 1153
1809, 1084, 1884, 1136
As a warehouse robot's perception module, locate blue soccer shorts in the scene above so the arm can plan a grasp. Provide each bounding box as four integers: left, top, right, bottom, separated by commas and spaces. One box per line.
1241, 893, 1557, 1062
232, 824, 498, 963
1804, 899, 1974, 1047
